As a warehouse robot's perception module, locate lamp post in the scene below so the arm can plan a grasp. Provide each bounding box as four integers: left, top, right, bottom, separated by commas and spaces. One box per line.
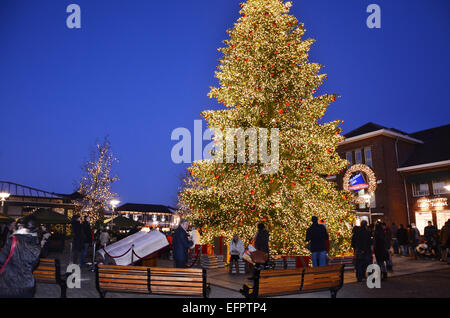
110, 199, 120, 228
0, 192, 10, 215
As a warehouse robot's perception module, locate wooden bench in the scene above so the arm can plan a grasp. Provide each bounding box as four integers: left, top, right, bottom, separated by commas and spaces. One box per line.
240, 264, 344, 298
95, 265, 211, 298
33, 258, 67, 298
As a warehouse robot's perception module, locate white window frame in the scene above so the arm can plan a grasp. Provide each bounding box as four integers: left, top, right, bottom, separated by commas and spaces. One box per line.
364, 147, 373, 167
412, 183, 430, 197
432, 180, 449, 195
346, 152, 353, 166
355, 149, 363, 164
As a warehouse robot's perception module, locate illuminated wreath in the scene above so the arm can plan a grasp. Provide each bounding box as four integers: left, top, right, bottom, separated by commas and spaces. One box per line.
343, 164, 377, 204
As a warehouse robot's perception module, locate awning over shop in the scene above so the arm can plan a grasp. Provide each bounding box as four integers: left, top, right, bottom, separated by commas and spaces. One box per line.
30, 208, 71, 224
104, 215, 144, 228
406, 169, 450, 184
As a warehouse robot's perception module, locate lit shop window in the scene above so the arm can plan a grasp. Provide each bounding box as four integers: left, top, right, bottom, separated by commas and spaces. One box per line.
432, 181, 449, 195
357, 189, 376, 209
364, 147, 373, 167
355, 149, 362, 164
346, 152, 353, 166
412, 183, 430, 197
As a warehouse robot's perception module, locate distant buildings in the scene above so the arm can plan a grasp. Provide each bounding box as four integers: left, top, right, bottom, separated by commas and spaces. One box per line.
116, 203, 179, 231
0, 181, 77, 218
335, 122, 450, 232
0, 182, 180, 232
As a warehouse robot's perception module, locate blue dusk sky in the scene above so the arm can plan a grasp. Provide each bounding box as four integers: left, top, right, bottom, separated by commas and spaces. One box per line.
0, 0, 449, 206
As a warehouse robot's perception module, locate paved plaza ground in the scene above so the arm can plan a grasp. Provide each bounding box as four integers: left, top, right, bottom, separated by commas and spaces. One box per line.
33, 242, 450, 298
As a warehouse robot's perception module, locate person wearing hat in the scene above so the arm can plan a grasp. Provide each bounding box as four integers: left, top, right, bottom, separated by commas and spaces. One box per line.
0, 215, 41, 298
306, 216, 329, 267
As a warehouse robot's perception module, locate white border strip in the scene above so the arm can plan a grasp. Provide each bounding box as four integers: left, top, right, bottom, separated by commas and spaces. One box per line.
397, 160, 450, 172
339, 129, 424, 145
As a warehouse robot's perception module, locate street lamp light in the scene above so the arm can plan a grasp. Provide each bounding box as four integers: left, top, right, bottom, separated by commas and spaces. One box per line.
110, 199, 120, 228
444, 185, 450, 192
0, 192, 10, 214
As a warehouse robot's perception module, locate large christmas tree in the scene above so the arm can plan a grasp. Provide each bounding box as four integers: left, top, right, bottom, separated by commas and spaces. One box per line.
179, 0, 354, 257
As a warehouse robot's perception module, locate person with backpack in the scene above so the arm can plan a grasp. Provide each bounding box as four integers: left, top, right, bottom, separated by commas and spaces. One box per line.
0, 215, 41, 298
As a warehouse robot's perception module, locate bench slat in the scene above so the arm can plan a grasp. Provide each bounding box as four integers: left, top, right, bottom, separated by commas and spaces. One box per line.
260, 269, 303, 277
100, 279, 148, 285
151, 287, 203, 294
150, 267, 202, 274
260, 275, 302, 283
100, 273, 147, 279
151, 281, 202, 287
302, 282, 340, 291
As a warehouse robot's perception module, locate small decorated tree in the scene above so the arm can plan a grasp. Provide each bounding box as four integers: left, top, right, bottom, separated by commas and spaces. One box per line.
76, 136, 119, 224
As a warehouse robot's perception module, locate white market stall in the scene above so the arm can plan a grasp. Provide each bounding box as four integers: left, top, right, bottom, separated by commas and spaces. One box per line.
96, 230, 169, 266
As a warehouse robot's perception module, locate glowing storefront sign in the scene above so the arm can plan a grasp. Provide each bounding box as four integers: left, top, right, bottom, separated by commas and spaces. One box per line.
417, 197, 448, 209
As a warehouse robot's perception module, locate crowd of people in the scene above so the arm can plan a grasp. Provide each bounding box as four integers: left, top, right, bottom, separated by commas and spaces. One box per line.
222, 217, 450, 282
1, 213, 449, 298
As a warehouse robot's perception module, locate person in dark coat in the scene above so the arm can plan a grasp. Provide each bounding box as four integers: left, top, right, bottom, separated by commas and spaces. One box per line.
172, 219, 194, 268
71, 215, 82, 264
374, 223, 388, 280
383, 223, 394, 272
1, 221, 16, 248
306, 216, 329, 267
424, 221, 437, 243
351, 220, 373, 282
396, 224, 408, 256
253, 223, 270, 269
80, 216, 92, 267
391, 222, 399, 254
0, 215, 41, 298
254, 223, 270, 254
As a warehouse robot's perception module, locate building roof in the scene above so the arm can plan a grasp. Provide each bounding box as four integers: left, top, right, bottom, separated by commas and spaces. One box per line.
340, 122, 423, 145
116, 203, 176, 214
399, 124, 450, 169
0, 181, 68, 199
344, 122, 410, 138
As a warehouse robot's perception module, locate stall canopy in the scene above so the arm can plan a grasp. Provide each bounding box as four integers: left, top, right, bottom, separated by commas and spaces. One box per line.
0, 213, 13, 224
30, 208, 71, 224
104, 215, 144, 228
406, 169, 450, 184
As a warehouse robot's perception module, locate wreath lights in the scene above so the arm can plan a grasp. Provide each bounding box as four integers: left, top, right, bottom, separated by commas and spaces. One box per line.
343, 164, 377, 204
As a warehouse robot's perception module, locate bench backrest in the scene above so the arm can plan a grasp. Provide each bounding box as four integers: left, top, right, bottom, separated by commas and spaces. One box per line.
97, 265, 150, 294
257, 269, 303, 296
255, 265, 344, 296
34, 258, 60, 283
301, 265, 343, 292
97, 265, 206, 296
149, 267, 205, 296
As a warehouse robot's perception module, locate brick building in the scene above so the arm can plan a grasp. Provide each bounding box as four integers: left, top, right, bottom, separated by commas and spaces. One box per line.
334, 123, 450, 232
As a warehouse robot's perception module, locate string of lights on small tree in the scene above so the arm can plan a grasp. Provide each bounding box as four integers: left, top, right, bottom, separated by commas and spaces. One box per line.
76, 136, 119, 224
